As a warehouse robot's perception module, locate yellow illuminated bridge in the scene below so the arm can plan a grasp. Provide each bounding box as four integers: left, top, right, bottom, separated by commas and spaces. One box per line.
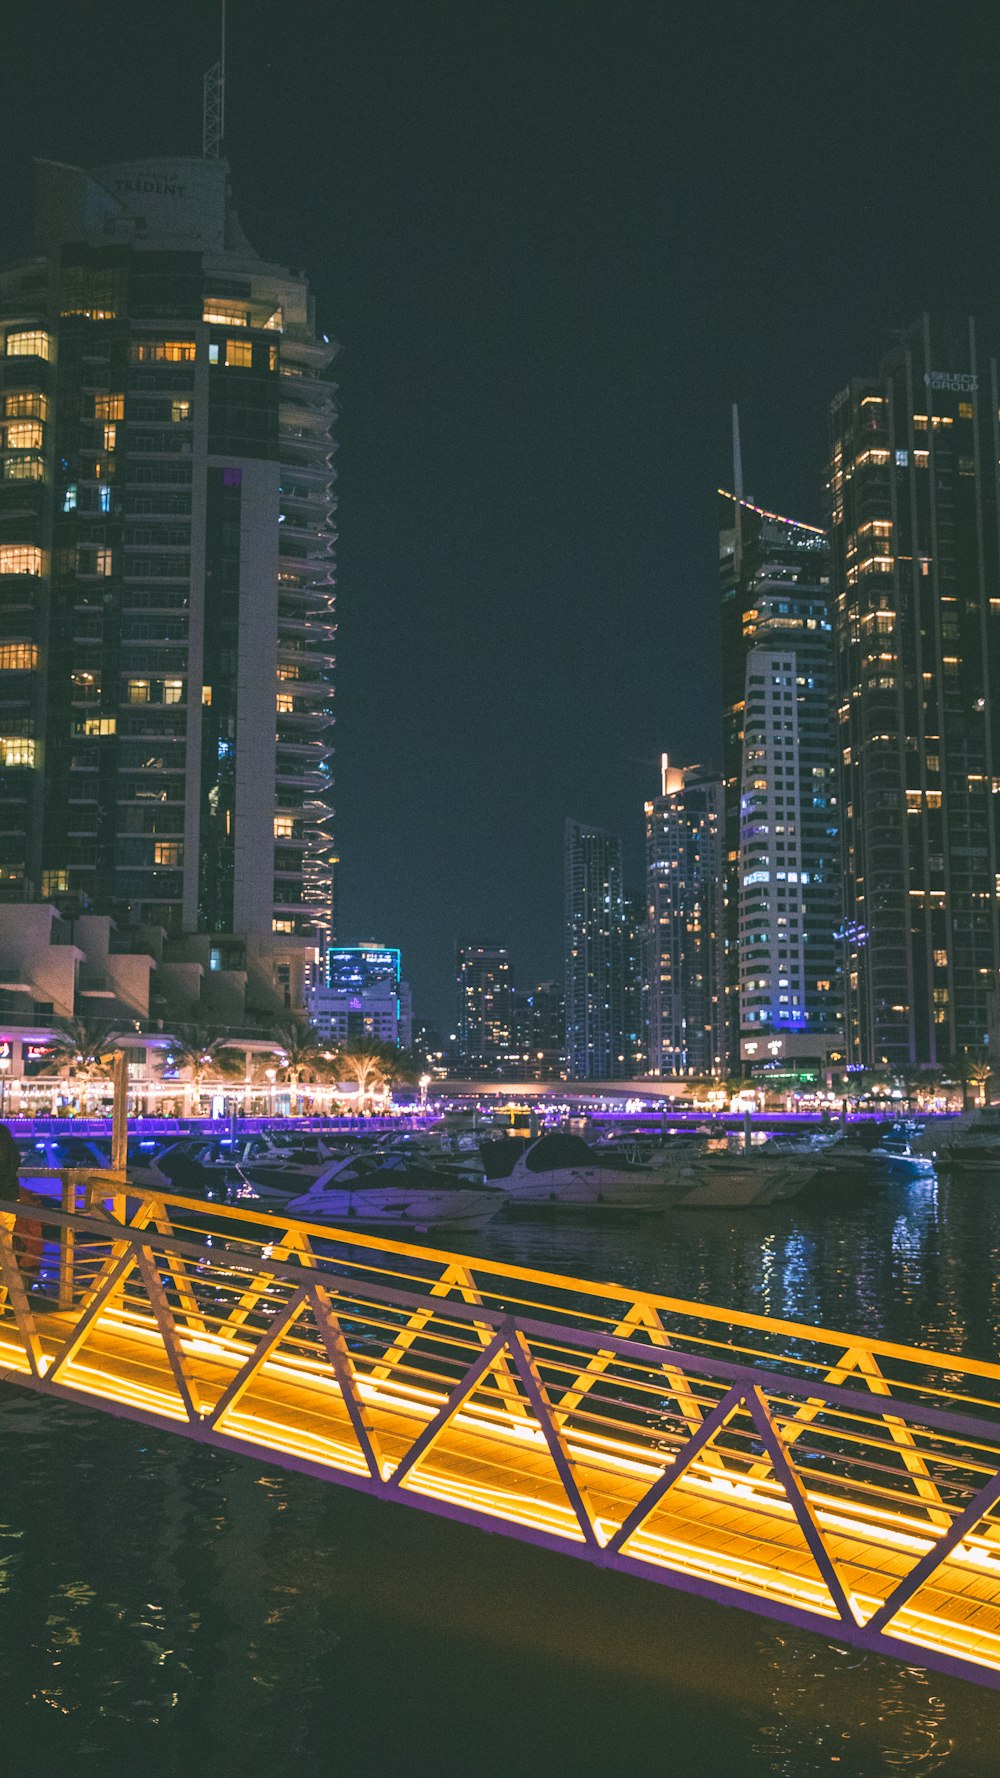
4, 1174, 1000, 1690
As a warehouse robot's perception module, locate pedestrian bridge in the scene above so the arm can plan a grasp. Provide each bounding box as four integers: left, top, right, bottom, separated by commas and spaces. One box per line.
3, 1176, 1000, 1691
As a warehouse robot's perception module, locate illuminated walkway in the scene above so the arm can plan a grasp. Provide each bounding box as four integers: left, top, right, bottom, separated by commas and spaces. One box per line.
4, 1177, 1000, 1689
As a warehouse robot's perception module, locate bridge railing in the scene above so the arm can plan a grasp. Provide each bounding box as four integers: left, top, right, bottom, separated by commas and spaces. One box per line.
3, 1174, 1000, 1684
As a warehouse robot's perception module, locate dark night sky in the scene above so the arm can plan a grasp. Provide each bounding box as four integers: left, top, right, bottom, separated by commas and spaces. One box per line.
5, 3, 997, 1026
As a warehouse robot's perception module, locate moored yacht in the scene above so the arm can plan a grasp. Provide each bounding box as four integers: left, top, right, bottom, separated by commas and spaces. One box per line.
243, 1152, 506, 1233
481, 1133, 663, 1216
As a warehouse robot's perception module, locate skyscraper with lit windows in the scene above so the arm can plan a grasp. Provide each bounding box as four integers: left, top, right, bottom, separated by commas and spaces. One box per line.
0, 156, 336, 945
564, 819, 626, 1079
720, 479, 842, 1085
645, 756, 724, 1076
829, 313, 1000, 1066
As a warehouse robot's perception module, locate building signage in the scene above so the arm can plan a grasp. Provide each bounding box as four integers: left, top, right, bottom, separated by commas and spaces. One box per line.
923, 371, 977, 393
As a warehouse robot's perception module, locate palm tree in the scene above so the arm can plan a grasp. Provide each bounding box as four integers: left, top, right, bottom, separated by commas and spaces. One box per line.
331, 1039, 420, 1110
45, 1019, 120, 1106
165, 1026, 244, 1116
958, 1048, 993, 1110
268, 1020, 326, 1111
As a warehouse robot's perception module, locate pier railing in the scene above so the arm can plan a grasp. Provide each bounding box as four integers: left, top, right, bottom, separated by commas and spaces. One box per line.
3, 1174, 1000, 1687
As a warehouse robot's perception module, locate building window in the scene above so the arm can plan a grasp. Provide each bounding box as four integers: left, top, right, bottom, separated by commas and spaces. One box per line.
275, 691, 294, 713
3, 391, 48, 420
268, 343, 279, 371
0, 736, 35, 765
3, 456, 45, 481
274, 814, 294, 838
0, 546, 42, 576
94, 394, 124, 421
154, 841, 183, 866
5, 421, 44, 450
5, 331, 52, 360
129, 340, 196, 364
204, 302, 249, 327
97, 547, 113, 576
272, 919, 294, 933
103, 423, 117, 453
208, 343, 220, 365
0, 643, 38, 670
209, 946, 222, 971
128, 679, 150, 703
171, 400, 191, 423
79, 717, 116, 736
225, 338, 253, 368
63, 484, 78, 512
202, 684, 212, 705
959, 401, 974, 420
162, 679, 184, 704
40, 869, 69, 895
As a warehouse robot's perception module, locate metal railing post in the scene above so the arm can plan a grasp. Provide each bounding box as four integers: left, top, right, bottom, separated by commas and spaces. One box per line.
58, 1172, 75, 1310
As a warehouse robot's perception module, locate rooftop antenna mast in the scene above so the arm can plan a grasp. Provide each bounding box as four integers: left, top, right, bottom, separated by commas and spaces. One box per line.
203, 0, 226, 158
732, 401, 744, 573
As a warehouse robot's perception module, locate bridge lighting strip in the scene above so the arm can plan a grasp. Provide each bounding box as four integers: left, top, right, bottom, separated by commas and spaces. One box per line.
29, 1305, 1000, 1623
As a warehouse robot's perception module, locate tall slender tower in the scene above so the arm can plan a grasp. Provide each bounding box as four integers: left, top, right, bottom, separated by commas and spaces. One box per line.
829, 313, 1000, 1067
645, 755, 725, 1076
0, 156, 337, 945
720, 480, 842, 1085
564, 819, 626, 1079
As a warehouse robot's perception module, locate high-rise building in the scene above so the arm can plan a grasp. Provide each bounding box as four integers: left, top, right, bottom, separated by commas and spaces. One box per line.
0, 157, 336, 943
829, 313, 1000, 1066
564, 819, 625, 1079
644, 755, 724, 1076
307, 943, 412, 1048
622, 892, 648, 1075
455, 944, 515, 1077
720, 470, 842, 1085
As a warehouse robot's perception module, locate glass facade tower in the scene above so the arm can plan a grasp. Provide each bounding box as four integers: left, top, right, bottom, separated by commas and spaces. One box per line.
644, 757, 724, 1076
829, 313, 1000, 1066
720, 489, 842, 1080
0, 157, 336, 943
564, 818, 626, 1080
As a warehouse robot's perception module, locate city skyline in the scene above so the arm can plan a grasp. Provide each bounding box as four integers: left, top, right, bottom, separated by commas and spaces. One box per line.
3, 4, 999, 1028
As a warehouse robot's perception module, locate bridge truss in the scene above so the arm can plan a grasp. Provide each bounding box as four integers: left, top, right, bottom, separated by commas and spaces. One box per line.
2, 1177, 1000, 1687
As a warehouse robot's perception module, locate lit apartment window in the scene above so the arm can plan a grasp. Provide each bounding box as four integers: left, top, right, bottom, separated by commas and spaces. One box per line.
154, 841, 183, 866
94, 394, 124, 420
264, 308, 283, 332
268, 343, 278, 371
203, 302, 249, 326
171, 400, 191, 422
272, 919, 294, 933
40, 869, 69, 895
129, 340, 196, 363
5, 421, 43, 450
0, 546, 42, 575
163, 679, 184, 704
202, 685, 212, 705
80, 717, 116, 736
0, 643, 38, 670
97, 547, 113, 576
274, 814, 295, 838
3, 456, 45, 482
3, 391, 48, 420
5, 331, 52, 361
226, 337, 253, 368
0, 736, 35, 765
959, 401, 974, 420
103, 424, 117, 452
276, 691, 294, 713
128, 679, 150, 703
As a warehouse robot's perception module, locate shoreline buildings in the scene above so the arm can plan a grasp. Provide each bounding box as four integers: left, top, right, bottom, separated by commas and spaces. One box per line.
720, 465, 843, 1088
829, 313, 1000, 1067
307, 944, 412, 1049
455, 943, 516, 1078
0, 156, 337, 949
564, 818, 626, 1080
644, 755, 724, 1077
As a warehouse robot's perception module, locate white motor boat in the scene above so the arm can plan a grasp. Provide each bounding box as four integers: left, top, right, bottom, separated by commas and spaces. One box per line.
481, 1133, 663, 1216
252, 1152, 506, 1233
673, 1154, 814, 1209
935, 1110, 1000, 1174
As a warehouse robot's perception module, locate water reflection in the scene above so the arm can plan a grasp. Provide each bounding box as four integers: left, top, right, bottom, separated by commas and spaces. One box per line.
3, 1171, 1000, 1773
